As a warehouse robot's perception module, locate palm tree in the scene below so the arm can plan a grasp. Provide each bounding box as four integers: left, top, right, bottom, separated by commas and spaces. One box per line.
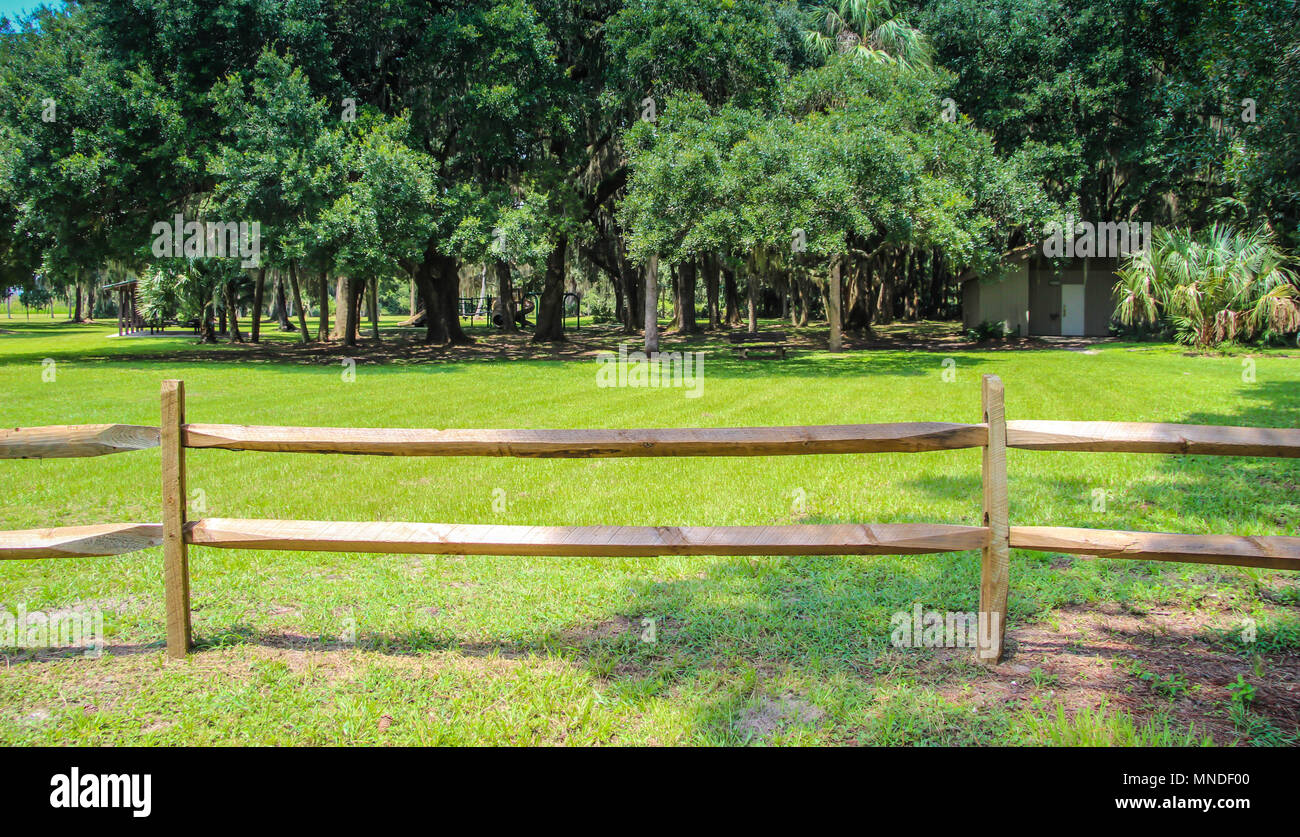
803, 0, 933, 70
1114, 224, 1300, 348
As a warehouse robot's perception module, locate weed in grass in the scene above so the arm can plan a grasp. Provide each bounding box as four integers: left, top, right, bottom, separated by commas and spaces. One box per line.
1210, 613, 1300, 654
1112, 658, 1192, 701
1227, 703, 1297, 746
1030, 667, 1059, 689
1015, 703, 1211, 746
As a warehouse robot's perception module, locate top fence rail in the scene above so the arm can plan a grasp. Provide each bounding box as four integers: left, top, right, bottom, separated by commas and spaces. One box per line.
4, 420, 1299, 460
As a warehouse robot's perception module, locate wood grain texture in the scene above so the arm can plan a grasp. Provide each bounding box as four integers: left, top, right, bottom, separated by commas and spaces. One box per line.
185, 518, 990, 557
161, 380, 192, 658
979, 374, 1010, 663
183, 422, 989, 457
1007, 420, 1300, 457
0, 522, 163, 559
1010, 526, 1300, 570
0, 424, 160, 459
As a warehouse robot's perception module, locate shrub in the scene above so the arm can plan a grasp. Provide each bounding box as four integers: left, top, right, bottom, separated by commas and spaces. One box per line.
966, 319, 1007, 341
1114, 224, 1300, 348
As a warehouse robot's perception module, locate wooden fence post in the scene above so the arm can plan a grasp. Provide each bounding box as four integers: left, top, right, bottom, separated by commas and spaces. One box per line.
979, 374, 1010, 663
161, 379, 191, 658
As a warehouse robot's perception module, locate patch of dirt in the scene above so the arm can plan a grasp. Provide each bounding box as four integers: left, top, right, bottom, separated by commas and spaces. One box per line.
736, 693, 825, 739
557, 614, 682, 647
561, 615, 636, 643
923, 603, 1300, 743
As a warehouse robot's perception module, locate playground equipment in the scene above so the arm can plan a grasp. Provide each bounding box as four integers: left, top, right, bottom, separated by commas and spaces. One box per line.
490, 292, 535, 328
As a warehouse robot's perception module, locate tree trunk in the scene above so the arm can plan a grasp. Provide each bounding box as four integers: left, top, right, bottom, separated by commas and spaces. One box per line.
669, 263, 680, 327
611, 271, 625, 326
532, 235, 568, 343
412, 263, 445, 345
845, 257, 870, 333
409, 278, 418, 317
929, 250, 945, 319
494, 260, 517, 333
343, 275, 362, 347
828, 254, 843, 352
317, 272, 329, 340
677, 258, 699, 334
353, 277, 366, 340
789, 272, 800, 325
198, 298, 217, 343
409, 248, 449, 345
618, 247, 641, 334
644, 254, 660, 353
251, 267, 265, 343
746, 258, 758, 333
724, 265, 741, 325
332, 275, 347, 339
804, 275, 815, 327
865, 256, 878, 329
875, 255, 895, 325
270, 272, 285, 327
434, 254, 473, 345
225, 281, 243, 342
273, 273, 293, 330
703, 253, 721, 329
369, 276, 380, 339
288, 260, 310, 343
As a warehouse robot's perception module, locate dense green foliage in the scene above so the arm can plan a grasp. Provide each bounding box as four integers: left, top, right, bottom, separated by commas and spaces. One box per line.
1115, 223, 1300, 347
0, 0, 1295, 344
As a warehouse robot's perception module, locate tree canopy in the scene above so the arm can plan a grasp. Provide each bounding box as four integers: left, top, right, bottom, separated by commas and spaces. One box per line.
0, 0, 1294, 345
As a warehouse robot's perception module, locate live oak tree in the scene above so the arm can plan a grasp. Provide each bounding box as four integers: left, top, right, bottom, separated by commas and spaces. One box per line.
606, 0, 791, 344
621, 55, 1054, 346
314, 116, 437, 348
0, 7, 188, 320
209, 50, 347, 343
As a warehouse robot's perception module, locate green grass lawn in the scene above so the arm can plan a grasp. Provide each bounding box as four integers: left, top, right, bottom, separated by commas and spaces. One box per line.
2, 317, 1297, 745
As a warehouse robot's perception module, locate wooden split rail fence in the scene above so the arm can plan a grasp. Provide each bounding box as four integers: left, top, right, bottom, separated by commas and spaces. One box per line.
3, 376, 1299, 662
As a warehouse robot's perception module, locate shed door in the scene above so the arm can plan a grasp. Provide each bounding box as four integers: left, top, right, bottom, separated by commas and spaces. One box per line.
1061, 284, 1085, 336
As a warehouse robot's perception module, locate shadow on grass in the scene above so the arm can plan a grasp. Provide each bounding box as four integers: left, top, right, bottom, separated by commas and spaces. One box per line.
0, 642, 162, 665
2, 320, 1019, 380
1155, 380, 1300, 533
185, 550, 995, 742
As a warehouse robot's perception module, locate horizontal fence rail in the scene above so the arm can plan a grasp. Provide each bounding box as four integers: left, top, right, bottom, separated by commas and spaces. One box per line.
0, 522, 163, 559
0, 424, 160, 459
7, 421, 1299, 461
9, 521, 1293, 570
1, 376, 1296, 663
183, 422, 990, 457
1006, 420, 1300, 457
1009, 527, 1300, 570
184, 519, 991, 557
